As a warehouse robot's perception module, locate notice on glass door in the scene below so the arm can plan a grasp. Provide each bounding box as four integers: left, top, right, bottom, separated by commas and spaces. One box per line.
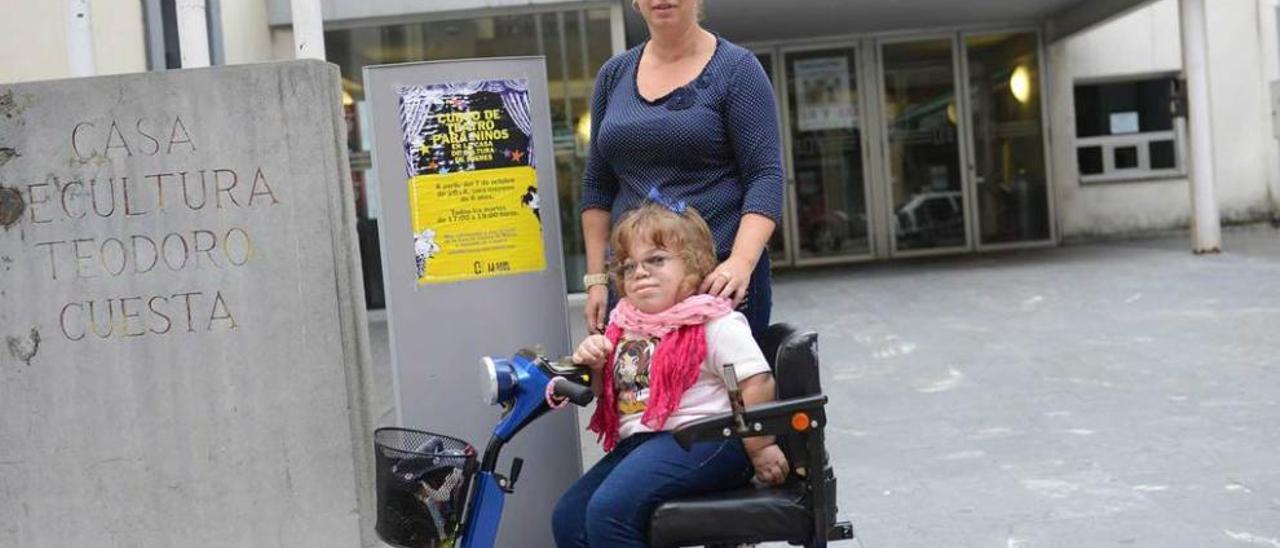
397, 79, 546, 286
794, 57, 857, 132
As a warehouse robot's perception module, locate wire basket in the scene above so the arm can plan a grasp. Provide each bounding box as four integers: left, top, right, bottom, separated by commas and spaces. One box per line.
374, 428, 478, 548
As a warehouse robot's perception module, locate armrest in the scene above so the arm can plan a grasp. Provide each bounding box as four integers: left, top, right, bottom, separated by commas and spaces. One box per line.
673, 394, 828, 450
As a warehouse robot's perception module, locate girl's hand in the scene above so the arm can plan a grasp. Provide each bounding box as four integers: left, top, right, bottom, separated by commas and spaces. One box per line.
748, 443, 789, 485
700, 256, 754, 306
584, 284, 608, 335
572, 334, 613, 371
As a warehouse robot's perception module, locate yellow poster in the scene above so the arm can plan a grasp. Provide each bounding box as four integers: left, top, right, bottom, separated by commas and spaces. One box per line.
398, 79, 546, 285
408, 166, 544, 284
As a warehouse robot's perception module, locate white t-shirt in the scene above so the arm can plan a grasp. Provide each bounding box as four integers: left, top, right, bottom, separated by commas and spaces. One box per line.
614, 312, 771, 439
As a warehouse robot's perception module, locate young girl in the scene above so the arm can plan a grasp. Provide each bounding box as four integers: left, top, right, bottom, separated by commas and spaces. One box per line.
551, 201, 788, 548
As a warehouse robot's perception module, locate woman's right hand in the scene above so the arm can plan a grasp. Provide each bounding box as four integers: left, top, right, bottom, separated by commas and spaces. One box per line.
572, 334, 613, 372
584, 284, 608, 335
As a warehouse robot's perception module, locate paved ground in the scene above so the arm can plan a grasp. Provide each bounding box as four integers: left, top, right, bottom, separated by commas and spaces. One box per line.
766, 226, 1280, 548
372, 225, 1280, 547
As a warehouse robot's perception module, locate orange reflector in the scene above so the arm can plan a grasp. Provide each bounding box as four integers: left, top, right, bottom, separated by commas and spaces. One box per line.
791, 412, 810, 432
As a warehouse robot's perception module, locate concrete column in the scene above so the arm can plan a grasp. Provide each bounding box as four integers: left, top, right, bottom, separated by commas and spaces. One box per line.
291, 0, 325, 60
65, 0, 96, 76
176, 0, 211, 68
1179, 0, 1223, 253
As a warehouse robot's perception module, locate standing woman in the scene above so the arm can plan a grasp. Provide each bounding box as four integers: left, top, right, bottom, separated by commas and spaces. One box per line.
580, 0, 784, 338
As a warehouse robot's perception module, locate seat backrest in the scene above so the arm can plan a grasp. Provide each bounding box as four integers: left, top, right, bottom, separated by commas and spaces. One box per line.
758, 323, 798, 373
764, 326, 822, 479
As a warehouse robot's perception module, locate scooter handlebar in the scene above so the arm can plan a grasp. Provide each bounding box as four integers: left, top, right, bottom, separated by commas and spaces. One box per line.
553, 379, 595, 406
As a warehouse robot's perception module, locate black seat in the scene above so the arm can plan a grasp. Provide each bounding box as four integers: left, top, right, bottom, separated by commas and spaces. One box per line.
649, 484, 810, 546
648, 324, 854, 547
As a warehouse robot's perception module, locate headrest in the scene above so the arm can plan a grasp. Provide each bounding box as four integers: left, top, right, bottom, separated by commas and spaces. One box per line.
758, 323, 798, 372
774, 331, 820, 400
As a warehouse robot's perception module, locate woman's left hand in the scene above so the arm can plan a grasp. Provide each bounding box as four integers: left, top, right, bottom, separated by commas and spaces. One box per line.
701, 256, 754, 306
748, 443, 790, 486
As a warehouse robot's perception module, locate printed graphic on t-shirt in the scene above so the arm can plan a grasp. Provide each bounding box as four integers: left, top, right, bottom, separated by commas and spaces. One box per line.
614, 337, 658, 415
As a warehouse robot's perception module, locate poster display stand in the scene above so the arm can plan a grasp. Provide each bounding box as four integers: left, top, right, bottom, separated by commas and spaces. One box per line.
365, 57, 575, 548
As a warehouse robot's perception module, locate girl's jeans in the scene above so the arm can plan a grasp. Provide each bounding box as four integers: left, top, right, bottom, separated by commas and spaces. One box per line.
551, 432, 752, 547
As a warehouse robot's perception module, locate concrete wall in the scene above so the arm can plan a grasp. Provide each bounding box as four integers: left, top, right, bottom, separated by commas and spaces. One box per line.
1212, 0, 1280, 220
0, 0, 147, 84
1263, 1, 1280, 213
271, 27, 297, 61
0, 60, 376, 547
220, 0, 277, 65
0, 0, 284, 84
1049, 0, 1280, 239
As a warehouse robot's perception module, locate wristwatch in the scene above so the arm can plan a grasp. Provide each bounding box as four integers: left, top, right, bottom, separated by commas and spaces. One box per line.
582, 273, 609, 289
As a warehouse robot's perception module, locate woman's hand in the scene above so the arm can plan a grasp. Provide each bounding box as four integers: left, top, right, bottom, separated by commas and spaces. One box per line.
572, 334, 614, 372
584, 284, 608, 335
748, 443, 789, 485
700, 255, 754, 306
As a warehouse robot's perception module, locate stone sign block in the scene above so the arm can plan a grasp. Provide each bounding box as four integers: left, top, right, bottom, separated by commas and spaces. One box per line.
0, 61, 374, 546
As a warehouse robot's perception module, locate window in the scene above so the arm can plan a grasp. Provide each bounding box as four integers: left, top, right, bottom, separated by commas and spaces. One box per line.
1073, 76, 1185, 184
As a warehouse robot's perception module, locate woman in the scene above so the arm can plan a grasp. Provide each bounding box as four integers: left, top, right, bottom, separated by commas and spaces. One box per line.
580, 0, 784, 339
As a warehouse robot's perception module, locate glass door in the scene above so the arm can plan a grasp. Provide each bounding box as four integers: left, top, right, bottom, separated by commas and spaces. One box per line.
963, 32, 1052, 246
755, 30, 1055, 265
781, 45, 873, 262
879, 37, 969, 254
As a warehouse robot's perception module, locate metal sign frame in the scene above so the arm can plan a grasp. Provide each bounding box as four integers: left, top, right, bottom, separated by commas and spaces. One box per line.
364, 56, 577, 548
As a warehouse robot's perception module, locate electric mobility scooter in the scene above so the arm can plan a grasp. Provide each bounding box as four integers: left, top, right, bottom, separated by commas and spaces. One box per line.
373, 324, 854, 548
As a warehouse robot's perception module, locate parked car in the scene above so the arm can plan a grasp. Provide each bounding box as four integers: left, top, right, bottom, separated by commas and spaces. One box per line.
895, 190, 964, 245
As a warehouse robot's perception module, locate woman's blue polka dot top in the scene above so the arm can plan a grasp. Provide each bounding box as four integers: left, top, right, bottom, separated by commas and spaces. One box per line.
580, 36, 785, 259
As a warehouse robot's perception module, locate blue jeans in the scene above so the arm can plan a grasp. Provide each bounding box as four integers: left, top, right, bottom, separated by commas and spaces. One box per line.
608, 252, 773, 341
551, 432, 752, 547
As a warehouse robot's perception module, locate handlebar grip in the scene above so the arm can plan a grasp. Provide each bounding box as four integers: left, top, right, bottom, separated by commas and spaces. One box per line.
553, 380, 595, 406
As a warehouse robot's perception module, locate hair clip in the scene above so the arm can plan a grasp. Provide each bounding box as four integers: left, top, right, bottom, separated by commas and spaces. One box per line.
647, 186, 686, 214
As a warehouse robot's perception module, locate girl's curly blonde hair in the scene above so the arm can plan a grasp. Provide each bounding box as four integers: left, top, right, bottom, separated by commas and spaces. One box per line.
610, 202, 716, 298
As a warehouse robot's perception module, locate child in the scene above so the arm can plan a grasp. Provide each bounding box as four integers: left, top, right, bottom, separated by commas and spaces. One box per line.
551, 201, 788, 548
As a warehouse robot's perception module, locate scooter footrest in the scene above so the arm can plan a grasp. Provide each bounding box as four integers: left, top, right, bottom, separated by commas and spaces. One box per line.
828, 521, 855, 540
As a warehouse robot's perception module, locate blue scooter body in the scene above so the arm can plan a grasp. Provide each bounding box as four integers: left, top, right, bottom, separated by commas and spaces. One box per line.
460, 472, 504, 548
457, 351, 592, 548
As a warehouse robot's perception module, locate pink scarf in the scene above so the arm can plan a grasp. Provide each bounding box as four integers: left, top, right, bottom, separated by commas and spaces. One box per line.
588, 294, 734, 451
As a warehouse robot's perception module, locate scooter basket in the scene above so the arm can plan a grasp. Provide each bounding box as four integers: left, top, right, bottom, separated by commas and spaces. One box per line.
374, 428, 477, 548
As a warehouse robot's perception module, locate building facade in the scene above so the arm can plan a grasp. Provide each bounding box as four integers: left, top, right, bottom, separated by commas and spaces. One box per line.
1049, 1, 1280, 239
3, 0, 1278, 303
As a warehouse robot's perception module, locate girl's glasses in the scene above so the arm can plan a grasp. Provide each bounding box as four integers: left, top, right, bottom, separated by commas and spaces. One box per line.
617, 252, 678, 280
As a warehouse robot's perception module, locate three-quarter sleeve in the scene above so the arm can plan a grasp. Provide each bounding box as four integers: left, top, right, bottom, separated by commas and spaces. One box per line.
580, 57, 622, 213
724, 53, 785, 224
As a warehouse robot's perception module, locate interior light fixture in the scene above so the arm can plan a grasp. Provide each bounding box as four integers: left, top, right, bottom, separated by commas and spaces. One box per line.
576, 113, 592, 144
1010, 65, 1032, 104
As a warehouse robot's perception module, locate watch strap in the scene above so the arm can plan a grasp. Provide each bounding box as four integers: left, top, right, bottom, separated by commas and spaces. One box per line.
582, 273, 609, 288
